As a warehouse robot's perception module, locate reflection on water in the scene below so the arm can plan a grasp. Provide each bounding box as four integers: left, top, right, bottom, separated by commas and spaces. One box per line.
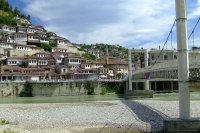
0, 95, 124, 104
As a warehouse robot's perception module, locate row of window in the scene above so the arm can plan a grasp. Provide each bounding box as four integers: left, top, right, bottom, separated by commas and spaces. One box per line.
17, 47, 30, 51
0, 44, 12, 47
54, 49, 68, 52
29, 60, 37, 63
15, 35, 26, 38
18, 29, 27, 32
67, 59, 80, 63
8, 61, 17, 65
38, 61, 47, 65
82, 64, 103, 67
151, 55, 177, 60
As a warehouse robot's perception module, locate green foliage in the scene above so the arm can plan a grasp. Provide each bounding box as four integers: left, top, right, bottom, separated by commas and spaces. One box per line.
82, 53, 96, 60
49, 40, 57, 47
27, 14, 30, 20
37, 42, 51, 51
3, 128, 18, 133
84, 81, 95, 95
0, 0, 31, 26
103, 83, 120, 94
19, 61, 28, 68
0, 60, 4, 66
1, 119, 10, 125
75, 53, 80, 56
0, 15, 17, 26
67, 66, 72, 69
113, 52, 120, 57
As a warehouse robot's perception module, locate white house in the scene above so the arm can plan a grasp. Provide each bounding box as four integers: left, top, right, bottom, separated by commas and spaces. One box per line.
80, 61, 104, 69
51, 54, 63, 65
5, 33, 27, 44
148, 49, 178, 65
35, 52, 50, 58
87, 49, 99, 58
64, 56, 81, 69
6, 56, 25, 66
0, 42, 14, 49
27, 33, 40, 44
51, 47, 68, 53
16, 26, 27, 33
55, 36, 71, 45
0, 24, 16, 33
26, 56, 39, 66
13, 44, 31, 51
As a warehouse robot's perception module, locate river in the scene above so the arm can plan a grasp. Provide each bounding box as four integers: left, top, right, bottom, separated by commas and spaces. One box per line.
0, 92, 199, 104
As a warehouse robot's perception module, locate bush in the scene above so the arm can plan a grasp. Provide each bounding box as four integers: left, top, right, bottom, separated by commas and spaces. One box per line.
84, 81, 95, 95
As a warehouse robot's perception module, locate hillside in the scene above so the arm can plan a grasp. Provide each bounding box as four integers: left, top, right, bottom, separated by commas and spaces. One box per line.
0, 0, 30, 26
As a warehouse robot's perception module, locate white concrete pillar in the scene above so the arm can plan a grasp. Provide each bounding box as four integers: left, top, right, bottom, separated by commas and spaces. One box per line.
144, 50, 148, 67
145, 80, 149, 90
128, 49, 132, 90
175, 0, 190, 120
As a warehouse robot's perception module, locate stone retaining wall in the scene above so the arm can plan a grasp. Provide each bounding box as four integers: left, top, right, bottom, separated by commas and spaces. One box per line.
0, 82, 103, 97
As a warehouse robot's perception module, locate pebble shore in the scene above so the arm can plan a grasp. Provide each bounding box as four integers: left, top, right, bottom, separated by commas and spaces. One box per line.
0, 100, 200, 133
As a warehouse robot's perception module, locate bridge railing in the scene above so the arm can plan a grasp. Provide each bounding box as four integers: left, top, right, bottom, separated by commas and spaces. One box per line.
132, 61, 200, 81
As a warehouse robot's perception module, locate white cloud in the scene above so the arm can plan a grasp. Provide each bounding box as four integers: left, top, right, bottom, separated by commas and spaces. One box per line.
21, 0, 200, 50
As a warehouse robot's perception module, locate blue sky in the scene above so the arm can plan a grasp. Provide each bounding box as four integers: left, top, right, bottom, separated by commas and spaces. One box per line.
7, 0, 200, 50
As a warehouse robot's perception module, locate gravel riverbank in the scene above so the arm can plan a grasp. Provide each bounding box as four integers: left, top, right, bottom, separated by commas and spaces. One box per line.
0, 100, 200, 133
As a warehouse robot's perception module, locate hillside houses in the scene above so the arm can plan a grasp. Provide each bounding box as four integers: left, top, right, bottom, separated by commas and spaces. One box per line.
0, 22, 129, 81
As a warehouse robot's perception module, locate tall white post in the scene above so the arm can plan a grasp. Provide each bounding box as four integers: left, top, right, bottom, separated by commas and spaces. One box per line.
175, 0, 190, 120
144, 49, 149, 90
145, 80, 149, 90
128, 49, 132, 90
144, 49, 148, 67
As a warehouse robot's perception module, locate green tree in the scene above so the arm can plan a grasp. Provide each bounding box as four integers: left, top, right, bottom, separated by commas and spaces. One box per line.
37, 42, 51, 51
13, 7, 20, 16
82, 53, 96, 60
27, 14, 30, 20
84, 81, 95, 95
0, 0, 6, 11
49, 40, 57, 47
4, 1, 9, 12
75, 53, 80, 56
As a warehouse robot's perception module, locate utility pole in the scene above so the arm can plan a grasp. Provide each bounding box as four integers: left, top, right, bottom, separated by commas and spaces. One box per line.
175, 0, 190, 119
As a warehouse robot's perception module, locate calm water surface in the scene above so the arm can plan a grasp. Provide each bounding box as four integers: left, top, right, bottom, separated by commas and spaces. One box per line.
0, 92, 199, 104
0, 94, 124, 104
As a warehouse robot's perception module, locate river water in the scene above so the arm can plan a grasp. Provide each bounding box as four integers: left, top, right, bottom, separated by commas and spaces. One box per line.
0, 94, 124, 104
0, 92, 199, 104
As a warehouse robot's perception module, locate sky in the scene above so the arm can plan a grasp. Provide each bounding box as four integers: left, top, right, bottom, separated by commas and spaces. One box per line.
7, 0, 200, 50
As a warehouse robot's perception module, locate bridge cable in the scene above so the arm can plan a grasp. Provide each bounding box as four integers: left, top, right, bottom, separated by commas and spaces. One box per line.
188, 17, 200, 48
188, 17, 200, 40
149, 20, 176, 69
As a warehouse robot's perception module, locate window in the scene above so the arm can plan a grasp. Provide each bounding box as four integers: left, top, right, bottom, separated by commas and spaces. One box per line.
174, 55, 177, 59
164, 55, 167, 60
